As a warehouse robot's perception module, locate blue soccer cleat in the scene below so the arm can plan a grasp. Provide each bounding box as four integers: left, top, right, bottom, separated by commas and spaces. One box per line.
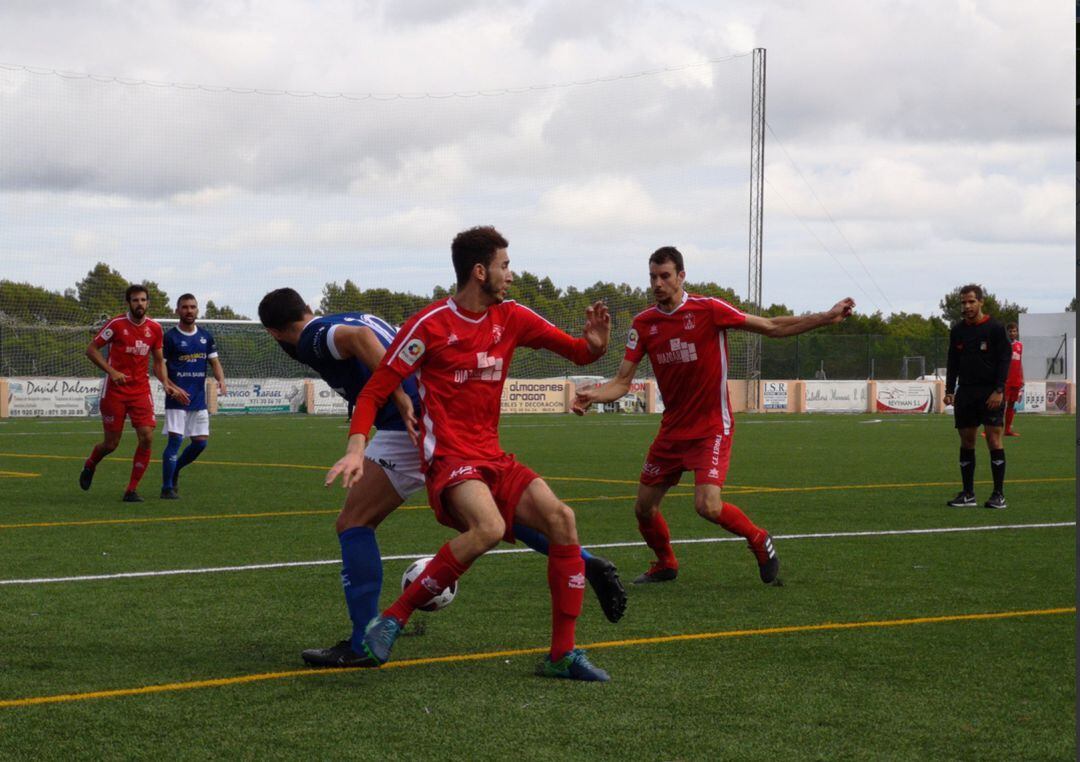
536, 648, 610, 682
360, 615, 404, 666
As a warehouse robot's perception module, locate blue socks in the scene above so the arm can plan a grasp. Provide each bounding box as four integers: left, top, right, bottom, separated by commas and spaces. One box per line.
175, 438, 207, 476
513, 523, 594, 562
339, 526, 383, 653
161, 434, 183, 488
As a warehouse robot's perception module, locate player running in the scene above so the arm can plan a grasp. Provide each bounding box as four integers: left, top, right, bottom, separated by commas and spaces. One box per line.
1003, 322, 1023, 437
80, 285, 190, 502
160, 294, 227, 499
943, 285, 1012, 509
259, 286, 625, 669
326, 226, 616, 681
572, 246, 854, 586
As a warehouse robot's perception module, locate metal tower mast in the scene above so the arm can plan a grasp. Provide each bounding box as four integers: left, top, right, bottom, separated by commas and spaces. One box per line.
747, 47, 766, 410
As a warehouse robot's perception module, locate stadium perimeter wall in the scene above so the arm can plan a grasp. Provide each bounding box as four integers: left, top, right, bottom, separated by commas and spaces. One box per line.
1, 377, 1074, 418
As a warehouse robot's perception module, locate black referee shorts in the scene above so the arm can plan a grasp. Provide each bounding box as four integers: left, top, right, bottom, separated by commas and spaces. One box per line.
953, 385, 1005, 429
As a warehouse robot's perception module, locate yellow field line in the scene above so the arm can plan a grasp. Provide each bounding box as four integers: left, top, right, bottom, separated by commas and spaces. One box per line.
0, 471, 40, 479
0, 606, 1071, 709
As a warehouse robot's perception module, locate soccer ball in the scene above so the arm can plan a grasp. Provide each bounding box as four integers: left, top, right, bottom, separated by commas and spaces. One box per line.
401, 556, 457, 612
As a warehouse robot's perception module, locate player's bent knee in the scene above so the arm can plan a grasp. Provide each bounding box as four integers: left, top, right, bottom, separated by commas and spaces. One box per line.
542, 503, 578, 544
694, 499, 722, 521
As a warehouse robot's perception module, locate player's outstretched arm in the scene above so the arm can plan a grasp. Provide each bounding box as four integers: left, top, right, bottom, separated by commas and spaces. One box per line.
740, 298, 855, 338
582, 300, 611, 356
572, 358, 639, 416
326, 433, 368, 489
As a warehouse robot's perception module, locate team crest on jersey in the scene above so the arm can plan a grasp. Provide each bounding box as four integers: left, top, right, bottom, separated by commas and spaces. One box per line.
684, 313, 695, 331
399, 338, 426, 365
144, 328, 151, 338
626, 328, 639, 350
491, 324, 504, 344
200, 337, 207, 344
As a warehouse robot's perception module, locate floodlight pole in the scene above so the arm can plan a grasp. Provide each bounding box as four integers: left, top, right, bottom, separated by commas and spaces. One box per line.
747, 47, 766, 411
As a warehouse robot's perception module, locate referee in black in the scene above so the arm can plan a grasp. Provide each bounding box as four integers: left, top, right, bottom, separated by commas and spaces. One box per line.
943, 284, 1013, 509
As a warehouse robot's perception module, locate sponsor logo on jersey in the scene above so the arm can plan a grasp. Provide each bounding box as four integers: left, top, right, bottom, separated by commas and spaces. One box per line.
125, 340, 152, 356
649, 325, 659, 335
568, 573, 586, 590
626, 328, 639, 350
654, 337, 698, 366
377, 457, 397, 471
447, 332, 459, 345
399, 338, 426, 365
453, 352, 504, 383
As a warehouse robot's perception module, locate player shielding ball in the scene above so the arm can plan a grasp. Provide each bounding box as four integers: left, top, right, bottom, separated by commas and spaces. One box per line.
160, 294, 227, 499
260, 286, 625, 669
573, 247, 854, 586
80, 285, 190, 502
326, 226, 616, 681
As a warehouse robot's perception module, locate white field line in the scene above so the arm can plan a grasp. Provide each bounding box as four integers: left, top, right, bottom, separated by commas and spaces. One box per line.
0, 522, 1072, 586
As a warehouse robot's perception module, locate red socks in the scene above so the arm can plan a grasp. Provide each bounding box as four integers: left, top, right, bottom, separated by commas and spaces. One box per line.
125, 446, 151, 492
1005, 405, 1016, 433
386, 543, 469, 626
84, 444, 110, 471
547, 544, 585, 660
637, 512, 678, 569
713, 502, 765, 544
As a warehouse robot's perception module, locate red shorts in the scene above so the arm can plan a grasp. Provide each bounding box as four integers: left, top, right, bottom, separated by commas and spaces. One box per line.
99, 391, 156, 432
425, 453, 539, 542
1005, 385, 1022, 404
640, 430, 733, 488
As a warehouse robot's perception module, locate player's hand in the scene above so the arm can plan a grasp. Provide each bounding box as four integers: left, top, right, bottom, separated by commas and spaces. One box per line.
830, 298, 856, 322
326, 434, 368, 489
571, 388, 598, 416
943, 393, 954, 406
110, 370, 128, 385
217, 381, 227, 396
169, 386, 191, 405
583, 300, 611, 355
986, 390, 1004, 410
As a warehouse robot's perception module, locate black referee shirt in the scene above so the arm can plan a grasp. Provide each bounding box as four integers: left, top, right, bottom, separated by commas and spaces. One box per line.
945, 316, 1011, 394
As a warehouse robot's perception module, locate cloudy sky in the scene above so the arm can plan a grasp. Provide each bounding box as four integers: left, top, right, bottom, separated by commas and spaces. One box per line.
0, 0, 1073, 319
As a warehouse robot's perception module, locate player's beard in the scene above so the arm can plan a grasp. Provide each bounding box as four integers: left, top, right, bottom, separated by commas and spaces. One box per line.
481, 276, 506, 303
130, 305, 146, 320
180, 315, 196, 327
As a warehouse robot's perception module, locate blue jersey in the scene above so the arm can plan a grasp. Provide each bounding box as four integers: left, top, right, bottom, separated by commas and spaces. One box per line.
163, 326, 218, 411
283, 313, 420, 432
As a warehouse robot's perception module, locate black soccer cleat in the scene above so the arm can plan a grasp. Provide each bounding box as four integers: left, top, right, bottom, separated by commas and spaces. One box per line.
79, 467, 94, 491
122, 490, 144, 503
301, 639, 379, 668
946, 492, 977, 508
750, 532, 780, 585
983, 492, 1007, 510
583, 555, 628, 623
160, 487, 180, 500
632, 563, 678, 584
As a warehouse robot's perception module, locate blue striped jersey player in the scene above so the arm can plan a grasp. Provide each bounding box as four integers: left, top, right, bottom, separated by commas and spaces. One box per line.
257, 287, 627, 669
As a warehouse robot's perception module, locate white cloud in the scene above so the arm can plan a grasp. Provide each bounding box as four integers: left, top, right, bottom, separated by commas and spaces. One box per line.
536, 176, 689, 232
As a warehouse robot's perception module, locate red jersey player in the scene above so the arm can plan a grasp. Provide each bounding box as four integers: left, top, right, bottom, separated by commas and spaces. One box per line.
1003, 322, 1023, 436
573, 247, 853, 586
325, 226, 615, 681
79, 285, 189, 502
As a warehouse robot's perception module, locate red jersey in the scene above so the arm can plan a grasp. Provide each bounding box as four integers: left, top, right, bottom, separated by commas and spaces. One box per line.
350, 297, 599, 466
1006, 340, 1023, 387
92, 314, 163, 400
625, 292, 746, 440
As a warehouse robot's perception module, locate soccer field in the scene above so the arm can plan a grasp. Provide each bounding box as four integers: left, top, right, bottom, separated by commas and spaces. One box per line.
0, 412, 1074, 760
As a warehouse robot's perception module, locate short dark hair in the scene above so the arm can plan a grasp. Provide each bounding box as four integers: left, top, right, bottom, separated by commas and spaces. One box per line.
959, 284, 984, 300
649, 246, 685, 273
177, 293, 197, 306
1006, 322, 1018, 331
125, 284, 148, 302
451, 226, 508, 288
258, 288, 311, 330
